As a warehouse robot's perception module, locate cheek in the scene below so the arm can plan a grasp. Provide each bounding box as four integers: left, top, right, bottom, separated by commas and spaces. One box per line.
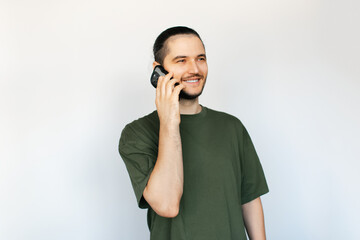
171, 69, 186, 80
200, 65, 208, 75
175, 73, 185, 81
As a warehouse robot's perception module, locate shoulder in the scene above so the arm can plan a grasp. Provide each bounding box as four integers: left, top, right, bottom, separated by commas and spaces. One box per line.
205, 106, 245, 129
125, 110, 159, 131
120, 110, 159, 144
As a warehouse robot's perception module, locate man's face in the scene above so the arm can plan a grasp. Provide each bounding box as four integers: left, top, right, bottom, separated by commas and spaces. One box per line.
161, 35, 208, 99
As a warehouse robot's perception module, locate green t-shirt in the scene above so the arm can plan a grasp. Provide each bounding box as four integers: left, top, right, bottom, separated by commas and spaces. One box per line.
119, 106, 269, 240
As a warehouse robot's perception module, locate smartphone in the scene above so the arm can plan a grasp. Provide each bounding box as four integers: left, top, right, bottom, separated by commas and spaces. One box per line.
150, 65, 170, 88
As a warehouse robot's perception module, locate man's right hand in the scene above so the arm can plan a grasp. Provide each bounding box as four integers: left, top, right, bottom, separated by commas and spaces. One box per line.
143, 71, 185, 218
155, 72, 185, 126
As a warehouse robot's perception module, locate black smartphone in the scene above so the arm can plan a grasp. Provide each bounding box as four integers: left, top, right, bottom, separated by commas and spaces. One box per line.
150, 65, 169, 88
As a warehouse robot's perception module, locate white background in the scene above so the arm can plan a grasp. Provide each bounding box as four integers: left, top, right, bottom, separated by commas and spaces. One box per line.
1, 0, 359, 239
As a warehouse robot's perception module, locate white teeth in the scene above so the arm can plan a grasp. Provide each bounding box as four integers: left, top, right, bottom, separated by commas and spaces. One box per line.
185, 80, 199, 83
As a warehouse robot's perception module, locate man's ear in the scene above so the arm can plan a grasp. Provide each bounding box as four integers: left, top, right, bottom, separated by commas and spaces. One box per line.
152, 61, 161, 69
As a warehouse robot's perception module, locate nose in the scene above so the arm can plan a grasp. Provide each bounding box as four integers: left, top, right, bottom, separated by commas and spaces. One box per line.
188, 60, 199, 74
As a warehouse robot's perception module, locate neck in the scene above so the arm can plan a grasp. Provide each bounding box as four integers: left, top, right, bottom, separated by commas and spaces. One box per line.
179, 98, 202, 114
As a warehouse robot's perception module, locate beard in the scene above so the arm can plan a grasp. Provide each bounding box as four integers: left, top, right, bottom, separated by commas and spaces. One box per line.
179, 74, 206, 100
179, 87, 204, 99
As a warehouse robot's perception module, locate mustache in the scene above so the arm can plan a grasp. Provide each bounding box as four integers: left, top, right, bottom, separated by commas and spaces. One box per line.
182, 74, 203, 80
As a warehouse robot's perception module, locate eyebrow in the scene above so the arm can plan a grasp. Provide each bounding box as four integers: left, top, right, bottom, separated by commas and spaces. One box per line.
172, 54, 207, 61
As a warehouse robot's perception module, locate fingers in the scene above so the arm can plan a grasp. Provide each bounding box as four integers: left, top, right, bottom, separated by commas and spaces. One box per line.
156, 73, 167, 99
156, 71, 185, 106
172, 83, 185, 99
156, 76, 163, 99
156, 72, 174, 97
166, 76, 180, 96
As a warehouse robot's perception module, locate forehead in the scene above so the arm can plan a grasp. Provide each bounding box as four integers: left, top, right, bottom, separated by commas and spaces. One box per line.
165, 35, 205, 58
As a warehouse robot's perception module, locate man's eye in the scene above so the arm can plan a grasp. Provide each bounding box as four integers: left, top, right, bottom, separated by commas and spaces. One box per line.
198, 57, 206, 61
177, 59, 185, 63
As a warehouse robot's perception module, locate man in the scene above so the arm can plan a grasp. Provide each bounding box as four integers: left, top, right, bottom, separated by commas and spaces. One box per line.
119, 26, 269, 240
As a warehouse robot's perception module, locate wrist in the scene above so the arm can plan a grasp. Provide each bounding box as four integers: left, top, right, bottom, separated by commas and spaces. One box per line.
160, 122, 180, 132
159, 121, 181, 140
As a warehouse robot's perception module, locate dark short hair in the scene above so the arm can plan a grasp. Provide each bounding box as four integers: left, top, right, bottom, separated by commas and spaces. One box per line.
153, 26, 205, 65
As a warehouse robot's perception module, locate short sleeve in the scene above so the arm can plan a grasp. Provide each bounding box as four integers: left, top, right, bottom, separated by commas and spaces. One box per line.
240, 126, 269, 205
119, 124, 157, 209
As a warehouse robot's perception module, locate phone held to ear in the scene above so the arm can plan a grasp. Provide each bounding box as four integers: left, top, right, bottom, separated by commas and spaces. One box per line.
150, 65, 173, 88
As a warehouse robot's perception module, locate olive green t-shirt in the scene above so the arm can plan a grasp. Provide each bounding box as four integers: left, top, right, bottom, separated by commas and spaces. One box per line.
119, 106, 269, 240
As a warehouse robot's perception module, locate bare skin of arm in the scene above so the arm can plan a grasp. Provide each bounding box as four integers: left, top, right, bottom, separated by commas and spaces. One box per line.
143, 72, 185, 218
242, 197, 267, 240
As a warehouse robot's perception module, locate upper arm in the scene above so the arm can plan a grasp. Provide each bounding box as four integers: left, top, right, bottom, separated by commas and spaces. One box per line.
119, 125, 156, 209
239, 125, 269, 204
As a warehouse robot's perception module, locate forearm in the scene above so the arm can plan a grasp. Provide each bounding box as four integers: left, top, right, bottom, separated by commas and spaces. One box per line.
241, 197, 266, 240
143, 123, 183, 217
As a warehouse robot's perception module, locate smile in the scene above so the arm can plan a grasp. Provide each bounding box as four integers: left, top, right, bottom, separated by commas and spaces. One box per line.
184, 79, 199, 83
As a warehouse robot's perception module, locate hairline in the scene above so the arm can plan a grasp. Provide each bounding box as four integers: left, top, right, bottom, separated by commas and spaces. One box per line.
158, 33, 205, 65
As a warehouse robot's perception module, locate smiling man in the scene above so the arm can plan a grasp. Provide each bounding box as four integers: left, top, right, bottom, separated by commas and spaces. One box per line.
119, 26, 269, 240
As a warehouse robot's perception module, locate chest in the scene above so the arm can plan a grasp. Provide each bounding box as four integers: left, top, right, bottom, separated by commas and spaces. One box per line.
180, 123, 242, 187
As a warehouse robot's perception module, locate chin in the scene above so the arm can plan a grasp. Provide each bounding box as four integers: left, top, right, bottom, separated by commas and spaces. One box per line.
179, 89, 203, 100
